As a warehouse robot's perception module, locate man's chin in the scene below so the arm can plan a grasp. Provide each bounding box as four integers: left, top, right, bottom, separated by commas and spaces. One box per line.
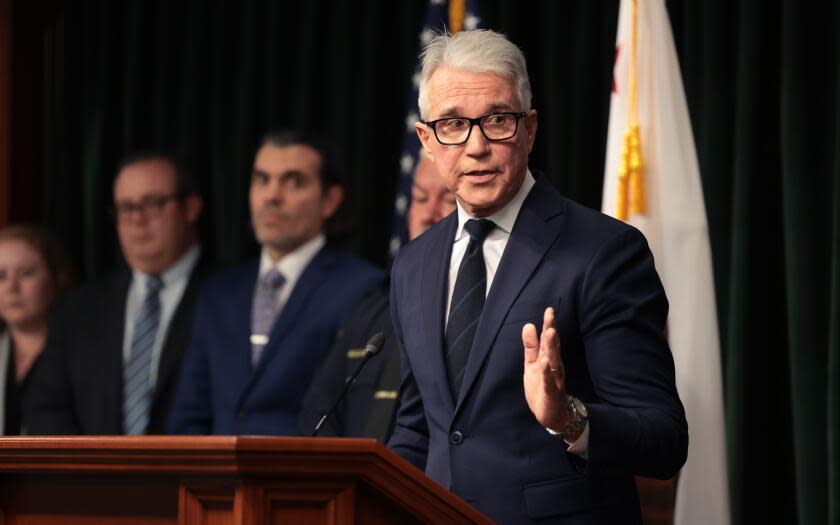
127, 254, 167, 275
458, 190, 507, 217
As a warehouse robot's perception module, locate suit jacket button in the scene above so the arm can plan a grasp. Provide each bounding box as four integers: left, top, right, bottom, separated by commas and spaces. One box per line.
237, 410, 246, 419
449, 431, 463, 445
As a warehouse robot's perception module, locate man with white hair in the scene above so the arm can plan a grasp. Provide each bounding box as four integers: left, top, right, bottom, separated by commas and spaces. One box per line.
388, 30, 688, 524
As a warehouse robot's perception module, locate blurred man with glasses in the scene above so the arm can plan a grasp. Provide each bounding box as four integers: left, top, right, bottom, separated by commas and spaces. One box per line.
26, 153, 213, 435
387, 30, 687, 524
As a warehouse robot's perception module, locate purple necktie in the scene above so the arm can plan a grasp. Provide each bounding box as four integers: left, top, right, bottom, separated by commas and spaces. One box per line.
251, 268, 285, 366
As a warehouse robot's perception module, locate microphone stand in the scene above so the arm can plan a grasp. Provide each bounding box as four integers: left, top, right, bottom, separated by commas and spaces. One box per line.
312, 332, 385, 437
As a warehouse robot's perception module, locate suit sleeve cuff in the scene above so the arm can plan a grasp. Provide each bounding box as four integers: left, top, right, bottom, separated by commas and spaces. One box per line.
546, 422, 590, 460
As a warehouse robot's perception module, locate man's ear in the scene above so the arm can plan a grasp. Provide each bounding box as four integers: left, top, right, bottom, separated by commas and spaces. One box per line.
183, 194, 203, 224
525, 109, 538, 153
416, 122, 435, 161
321, 184, 344, 220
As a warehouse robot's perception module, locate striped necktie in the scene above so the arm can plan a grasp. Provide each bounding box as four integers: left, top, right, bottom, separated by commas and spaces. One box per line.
251, 268, 285, 367
445, 219, 495, 400
123, 275, 164, 435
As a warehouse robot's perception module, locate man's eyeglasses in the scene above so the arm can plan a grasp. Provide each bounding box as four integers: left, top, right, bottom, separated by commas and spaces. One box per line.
112, 194, 182, 220
422, 112, 527, 146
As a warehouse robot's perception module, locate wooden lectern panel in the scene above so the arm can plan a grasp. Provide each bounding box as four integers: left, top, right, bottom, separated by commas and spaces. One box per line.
0, 474, 179, 524
180, 480, 236, 525
0, 437, 492, 525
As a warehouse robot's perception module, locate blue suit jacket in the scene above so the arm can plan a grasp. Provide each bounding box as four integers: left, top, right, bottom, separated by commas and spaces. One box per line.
169, 245, 383, 435
388, 177, 688, 524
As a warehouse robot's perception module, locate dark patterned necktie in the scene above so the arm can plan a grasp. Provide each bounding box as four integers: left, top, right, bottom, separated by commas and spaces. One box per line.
251, 268, 286, 366
445, 218, 495, 399
123, 275, 164, 435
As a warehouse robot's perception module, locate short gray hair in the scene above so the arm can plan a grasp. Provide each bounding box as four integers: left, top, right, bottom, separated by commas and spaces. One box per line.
417, 29, 532, 120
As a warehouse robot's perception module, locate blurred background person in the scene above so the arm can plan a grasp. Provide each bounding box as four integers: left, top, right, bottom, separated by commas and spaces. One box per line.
298, 156, 455, 440
169, 130, 383, 436
0, 224, 72, 435
25, 153, 211, 435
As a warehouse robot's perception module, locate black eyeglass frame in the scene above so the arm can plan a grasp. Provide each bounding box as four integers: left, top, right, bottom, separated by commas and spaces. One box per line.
421, 111, 528, 145
110, 193, 185, 220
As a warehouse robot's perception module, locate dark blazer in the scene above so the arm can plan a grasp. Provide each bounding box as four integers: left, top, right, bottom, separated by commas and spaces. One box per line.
168, 245, 384, 435
297, 286, 402, 441
388, 176, 688, 524
24, 255, 213, 435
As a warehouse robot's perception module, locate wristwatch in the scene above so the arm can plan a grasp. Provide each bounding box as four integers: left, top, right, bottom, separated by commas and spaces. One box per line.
559, 395, 588, 438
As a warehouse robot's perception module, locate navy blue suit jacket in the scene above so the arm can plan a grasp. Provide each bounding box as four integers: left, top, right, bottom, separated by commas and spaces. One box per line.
169, 245, 383, 435
388, 177, 688, 524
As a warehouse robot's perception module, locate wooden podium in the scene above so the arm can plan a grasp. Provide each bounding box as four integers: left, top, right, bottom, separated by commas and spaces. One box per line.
0, 436, 492, 525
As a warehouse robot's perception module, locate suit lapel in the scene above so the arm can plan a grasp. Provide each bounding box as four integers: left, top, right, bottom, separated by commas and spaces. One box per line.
153, 257, 209, 403
421, 214, 458, 413
229, 262, 260, 396
243, 247, 333, 395
106, 271, 131, 431
454, 178, 566, 414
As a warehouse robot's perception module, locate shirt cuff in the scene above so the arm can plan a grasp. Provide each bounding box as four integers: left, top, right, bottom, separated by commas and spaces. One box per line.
546, 422, 590, 460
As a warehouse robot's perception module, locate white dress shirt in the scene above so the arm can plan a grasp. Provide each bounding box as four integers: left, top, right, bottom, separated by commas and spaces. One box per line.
445, 170, 589, 456
123, 244, 201, 389
256, 233, 325, 314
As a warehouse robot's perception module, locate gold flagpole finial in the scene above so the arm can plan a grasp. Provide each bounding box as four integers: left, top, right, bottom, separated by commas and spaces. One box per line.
449, 0, 466, 33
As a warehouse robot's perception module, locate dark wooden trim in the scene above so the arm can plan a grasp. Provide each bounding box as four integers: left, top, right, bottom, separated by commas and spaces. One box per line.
0, 436, 493, 525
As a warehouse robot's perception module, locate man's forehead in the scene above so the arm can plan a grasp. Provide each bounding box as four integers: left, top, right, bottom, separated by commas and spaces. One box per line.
114, 161, 176, 196
413, 168, 449, 194
427, 66, 517, 116
254, 144, 321, 173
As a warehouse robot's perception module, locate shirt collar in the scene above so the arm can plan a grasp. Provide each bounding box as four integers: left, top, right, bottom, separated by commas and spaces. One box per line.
132, 244, 201, 288
454, 169, 536, 241
258, 233, 326, 284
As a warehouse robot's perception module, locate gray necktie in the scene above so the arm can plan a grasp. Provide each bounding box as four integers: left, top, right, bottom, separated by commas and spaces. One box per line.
123, 275, 164, 435
251, 268, 285, 366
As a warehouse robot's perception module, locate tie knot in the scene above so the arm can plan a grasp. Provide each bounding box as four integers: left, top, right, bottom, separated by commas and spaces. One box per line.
146, 275, 164, 293
464, 219, 495, 244
262, 268, 286, 290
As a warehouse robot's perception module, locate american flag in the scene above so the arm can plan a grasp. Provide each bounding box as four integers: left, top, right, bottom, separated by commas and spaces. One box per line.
389, 0, 482, 260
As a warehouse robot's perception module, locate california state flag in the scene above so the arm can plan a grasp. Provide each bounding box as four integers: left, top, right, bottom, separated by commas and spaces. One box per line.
602, 1, 730, 524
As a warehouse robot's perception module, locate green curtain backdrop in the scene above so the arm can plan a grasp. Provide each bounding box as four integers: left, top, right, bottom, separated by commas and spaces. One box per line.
44, 1, 838, 523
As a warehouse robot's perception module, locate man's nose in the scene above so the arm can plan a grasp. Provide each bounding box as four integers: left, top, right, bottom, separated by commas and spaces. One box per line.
265, 181, 286, 201
463, 123, 491, 156
4, 276, 20, 292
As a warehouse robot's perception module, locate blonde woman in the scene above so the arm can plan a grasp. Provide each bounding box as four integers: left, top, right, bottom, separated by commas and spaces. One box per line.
0, 224, 71, 434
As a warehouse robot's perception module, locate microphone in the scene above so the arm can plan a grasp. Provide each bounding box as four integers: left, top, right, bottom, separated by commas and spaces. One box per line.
311, 332, 386, 437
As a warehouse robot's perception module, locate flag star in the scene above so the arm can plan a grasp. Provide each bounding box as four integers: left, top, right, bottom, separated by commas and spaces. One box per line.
464, 14, 480, 30
406, 112, 419, 130
389, 237, 402, 257
401, 154, 415, 175
395, 194, 408, 215
420, 28, 435, 44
